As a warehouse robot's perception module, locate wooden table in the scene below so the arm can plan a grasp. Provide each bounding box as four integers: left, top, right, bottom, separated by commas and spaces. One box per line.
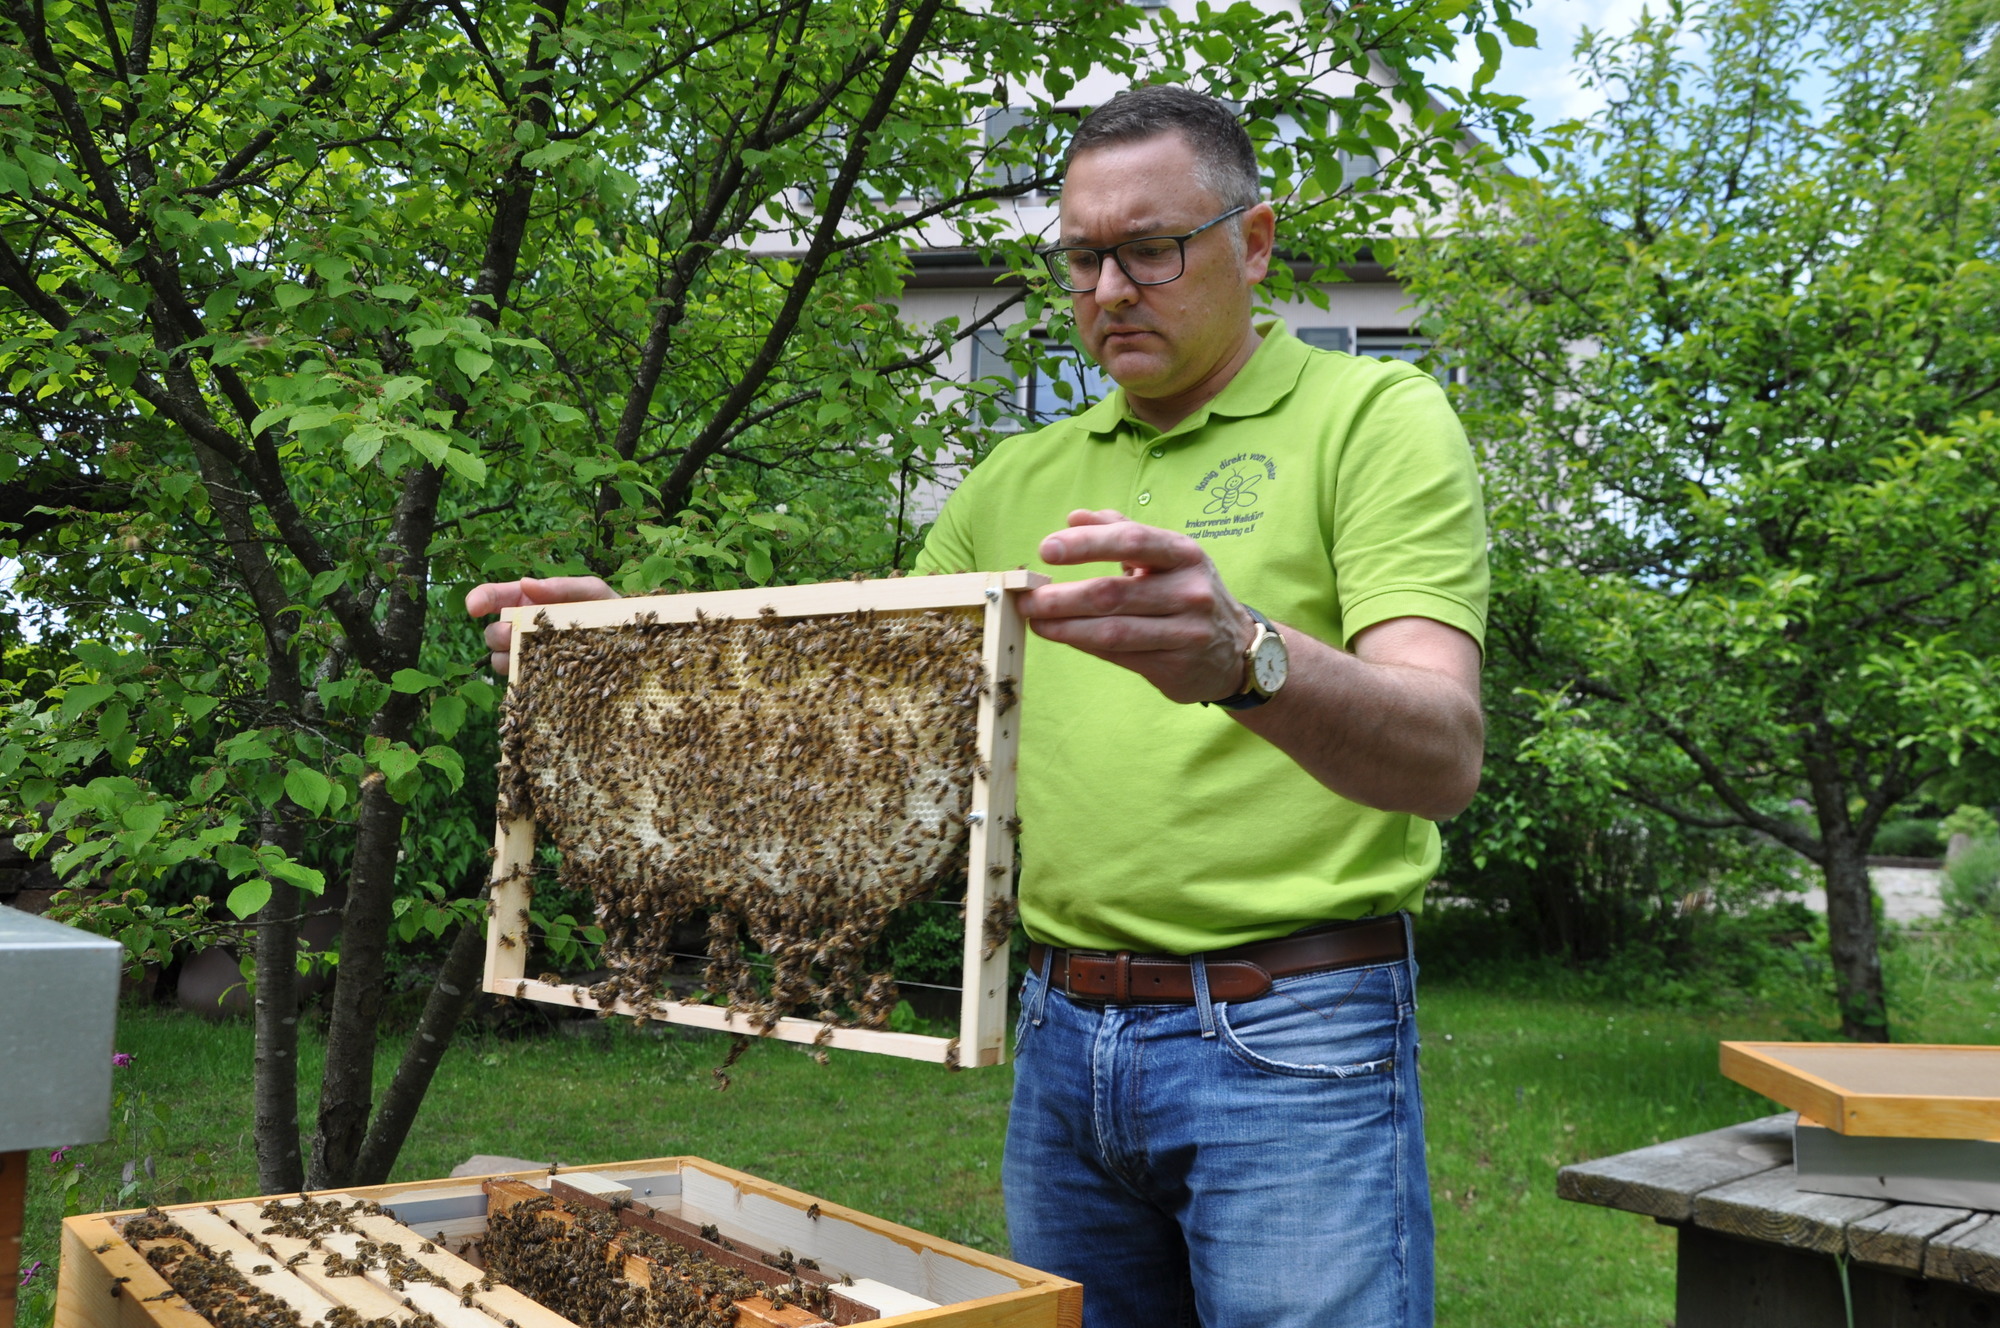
1558, 1114, 2000, 1327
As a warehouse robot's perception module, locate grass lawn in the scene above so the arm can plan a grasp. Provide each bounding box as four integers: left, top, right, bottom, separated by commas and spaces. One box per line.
16, 921, 1997, 1328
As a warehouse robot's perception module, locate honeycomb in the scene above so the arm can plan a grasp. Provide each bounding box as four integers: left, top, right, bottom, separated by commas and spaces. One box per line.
495, 606, 987, 1035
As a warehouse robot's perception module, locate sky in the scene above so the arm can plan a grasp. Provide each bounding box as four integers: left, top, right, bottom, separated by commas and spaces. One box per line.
1424, 0, 1672, 136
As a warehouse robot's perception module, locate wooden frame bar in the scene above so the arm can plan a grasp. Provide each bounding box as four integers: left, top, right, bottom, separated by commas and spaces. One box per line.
1720, 1042, 2000, 1139
484, 571, 1044, 1066
57, 1157, 1081, 1328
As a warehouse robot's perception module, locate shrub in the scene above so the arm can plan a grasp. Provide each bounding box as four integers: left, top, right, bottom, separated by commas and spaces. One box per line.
1873, 818, 1946, 858
1942, 839, 2000, 919
1941, 805, 2000, 843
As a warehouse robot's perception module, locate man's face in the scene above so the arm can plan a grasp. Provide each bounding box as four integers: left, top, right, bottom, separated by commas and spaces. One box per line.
1059, 133, 1272, 405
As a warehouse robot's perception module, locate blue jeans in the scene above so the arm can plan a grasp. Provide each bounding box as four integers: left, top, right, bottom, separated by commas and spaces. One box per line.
1003, 928, 1433, 1328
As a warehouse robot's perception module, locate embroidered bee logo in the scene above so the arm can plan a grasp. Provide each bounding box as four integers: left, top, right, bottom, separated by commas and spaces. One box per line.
1202, 466, 1262, 515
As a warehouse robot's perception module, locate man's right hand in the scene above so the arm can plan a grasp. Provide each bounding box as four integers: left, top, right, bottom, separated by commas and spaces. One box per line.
465, 576, 620, 676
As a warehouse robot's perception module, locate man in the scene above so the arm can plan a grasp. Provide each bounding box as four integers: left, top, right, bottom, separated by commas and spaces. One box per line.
470, 85, 1484, 1328
912, 87, 1485, 1328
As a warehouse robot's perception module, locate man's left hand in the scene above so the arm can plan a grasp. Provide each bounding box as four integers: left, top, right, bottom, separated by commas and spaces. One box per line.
1021, 509, 1251, 704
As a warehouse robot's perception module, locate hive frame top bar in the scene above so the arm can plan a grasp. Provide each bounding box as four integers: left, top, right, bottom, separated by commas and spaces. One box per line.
501, 569, 1047, 633
486, 570, 1046, 1068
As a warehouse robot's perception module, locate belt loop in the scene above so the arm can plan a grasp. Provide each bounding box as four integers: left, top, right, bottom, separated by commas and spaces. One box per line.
1112, 951, 1131, 1003
1029, 943, 1054, 1027
1191, 954, 1218, 1039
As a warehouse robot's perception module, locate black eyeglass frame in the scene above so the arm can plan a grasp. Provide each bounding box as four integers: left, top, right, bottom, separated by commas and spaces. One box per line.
1038, 204, 1252, 294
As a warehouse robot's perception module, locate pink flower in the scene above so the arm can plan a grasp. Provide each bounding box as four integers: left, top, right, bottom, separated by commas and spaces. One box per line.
112, 1052, 134, 1068
48, 1146, 68, 1163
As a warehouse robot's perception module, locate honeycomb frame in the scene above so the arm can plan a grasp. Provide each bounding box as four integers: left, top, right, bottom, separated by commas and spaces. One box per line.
482, 571, 1043, 1068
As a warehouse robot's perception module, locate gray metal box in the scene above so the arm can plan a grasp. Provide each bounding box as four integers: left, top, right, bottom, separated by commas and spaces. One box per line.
0, 905, 123, 1150
1794, 1115, 2000, 1211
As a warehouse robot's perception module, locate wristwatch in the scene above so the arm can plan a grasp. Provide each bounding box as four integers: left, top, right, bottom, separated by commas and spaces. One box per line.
1207, 606, 1288, 711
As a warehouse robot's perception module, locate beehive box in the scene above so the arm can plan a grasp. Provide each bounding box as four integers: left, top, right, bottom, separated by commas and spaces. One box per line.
54, 1158, 1079, 1328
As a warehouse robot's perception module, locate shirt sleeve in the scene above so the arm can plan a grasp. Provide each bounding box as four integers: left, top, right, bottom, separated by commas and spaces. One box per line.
1331, 369, 1490, 653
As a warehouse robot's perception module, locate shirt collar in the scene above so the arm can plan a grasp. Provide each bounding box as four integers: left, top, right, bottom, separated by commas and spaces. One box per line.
1078, 319, 1308, 441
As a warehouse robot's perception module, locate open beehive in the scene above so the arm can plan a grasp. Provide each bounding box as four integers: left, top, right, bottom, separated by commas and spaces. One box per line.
484, 573, 1044, 1068
54, 1158, 1079, 1328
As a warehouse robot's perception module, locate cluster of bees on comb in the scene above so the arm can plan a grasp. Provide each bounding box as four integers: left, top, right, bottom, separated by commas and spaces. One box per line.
496, 606, 988, 1035
482, 1194, 835, 1328
119, 1201, 442, 1328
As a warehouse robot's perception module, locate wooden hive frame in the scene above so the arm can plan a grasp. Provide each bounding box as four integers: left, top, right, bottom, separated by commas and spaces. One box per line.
483, 571, 1045, 1068
1720, 1041, 2000, 1138
54, 1157, 1082, 1328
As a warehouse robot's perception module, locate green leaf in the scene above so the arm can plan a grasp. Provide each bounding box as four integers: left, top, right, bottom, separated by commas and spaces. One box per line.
264, 855, 325, 893
372, 283, 419, 301
421, 745, 465, 789
250, 404, 292, 435
343, 426, 385, 468
443, 447, 487, 482
428, 693, 467, 739
1472, 30, 1502, 90
374, 744, 420, 780
284, 767, 332, 815
219, 731, 278, 762
391, 668, 442, 693
310, 567, 349, 600
225, 880, 272, 919
274, 283, 312, 310
453, 348, 494, 380
405, 429, 450, 464
120, 802, 166, 840
58, 682, 116, 724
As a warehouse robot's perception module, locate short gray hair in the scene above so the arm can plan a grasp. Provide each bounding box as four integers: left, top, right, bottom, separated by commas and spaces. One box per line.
1064, 85, 1261, 212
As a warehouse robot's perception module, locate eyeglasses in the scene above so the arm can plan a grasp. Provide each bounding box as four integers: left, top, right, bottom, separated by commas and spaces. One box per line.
1039, 205, 1250, 294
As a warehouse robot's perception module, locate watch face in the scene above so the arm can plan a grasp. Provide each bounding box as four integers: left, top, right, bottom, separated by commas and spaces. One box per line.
1251, 632, 1288, 694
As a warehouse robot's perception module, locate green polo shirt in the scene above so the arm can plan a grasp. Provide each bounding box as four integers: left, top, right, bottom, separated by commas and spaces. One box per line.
916, 323, 1488, 953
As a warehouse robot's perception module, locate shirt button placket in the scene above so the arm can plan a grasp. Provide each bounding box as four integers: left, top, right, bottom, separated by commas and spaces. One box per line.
1135, 440, 1162, 510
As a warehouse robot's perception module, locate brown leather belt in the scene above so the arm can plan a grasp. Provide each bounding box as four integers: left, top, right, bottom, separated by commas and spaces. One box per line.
1027, 915, 1407, 1005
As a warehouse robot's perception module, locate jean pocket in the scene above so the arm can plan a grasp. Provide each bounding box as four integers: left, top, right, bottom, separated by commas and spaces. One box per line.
1013, 973, 1042, 1055
1215, 964, 1402, 1079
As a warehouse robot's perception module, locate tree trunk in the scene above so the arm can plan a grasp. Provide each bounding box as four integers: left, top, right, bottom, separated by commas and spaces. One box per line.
350, 917, 487, 1185
252, 875, 305, 1193
1821, 841, 1889, 1042
306, 759, 410, 1188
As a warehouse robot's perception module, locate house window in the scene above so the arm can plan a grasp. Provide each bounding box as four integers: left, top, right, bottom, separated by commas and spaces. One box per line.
1355, 328, 1460, 383
972, 329, 1111, 429
1296, 327, 1351, 353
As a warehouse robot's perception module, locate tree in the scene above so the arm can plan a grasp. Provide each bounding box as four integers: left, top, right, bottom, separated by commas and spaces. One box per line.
0, 0, 1535, 1186
1402, 0, 2000, 1039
